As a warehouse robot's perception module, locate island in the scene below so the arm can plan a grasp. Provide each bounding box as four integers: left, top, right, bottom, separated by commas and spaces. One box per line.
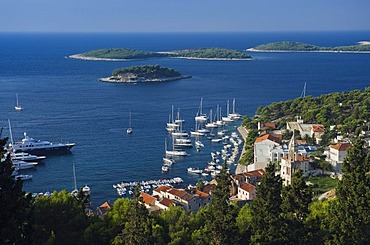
99, 65, 191, 83
247, 41, 370, 53
68, 48, 169, 61
168, 48, 252, 60
69, 47, 252, 61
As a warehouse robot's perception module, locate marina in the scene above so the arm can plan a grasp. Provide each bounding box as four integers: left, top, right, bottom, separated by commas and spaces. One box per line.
1, 32, 369, 206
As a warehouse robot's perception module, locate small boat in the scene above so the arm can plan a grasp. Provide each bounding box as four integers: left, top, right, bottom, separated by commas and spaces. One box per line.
14, 174, 33, 180
15, 94, 23, 111
195, 98, 208, 122
10, 152, 46, 162
201, 172, 209, 177
127, 111, 133, 134
162, 165, 169, 172
211, 138, 223, 143
163, 157, 175, 165
187, 167, 203, 174
195, 140, 204, 148
165, 139, 188, 156
12, 160, 38, 170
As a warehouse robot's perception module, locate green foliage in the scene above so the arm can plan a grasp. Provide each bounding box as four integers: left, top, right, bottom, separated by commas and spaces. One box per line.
118, 184, 152, 245
31, 190, 88, 245
306, 176, 338, 195
281, 170, 313, 244
81, 48, 168, 59
251, 162, 286, 244
327, 139, 370, 244
199, 163, 240, 244
257, 88, 370, 138
173, 48, 252, 59
236, 204, 252, 241
253, 41, 370, 52
239, 128, 258, 165
0, 138, 32, 245
112, 65, 181, 78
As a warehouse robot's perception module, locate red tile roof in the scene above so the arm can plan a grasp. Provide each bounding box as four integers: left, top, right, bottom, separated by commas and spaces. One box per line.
153, 185, 172, 193
263, 122, 276, 129
159, 197, 175, 207
140, 193, 156, 205
168, 188, 194, 201
239, 182, 256, 192
246, 169, 265, 178
255, 134, 281, 144
99, 201, 112, 209
194, 189, 210, 198
330, 142, 353, 151
312, 125, 325, 132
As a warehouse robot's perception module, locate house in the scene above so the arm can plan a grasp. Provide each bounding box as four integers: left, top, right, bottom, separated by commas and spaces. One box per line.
328, 142, 353, 173
286, 117, 325, 141
280, 133, 310, 186
96, 201, 112, 216
152, 186, 211, 212
237, 182, 256, 200
258, 122, 276, 130
252, 134, 282, 170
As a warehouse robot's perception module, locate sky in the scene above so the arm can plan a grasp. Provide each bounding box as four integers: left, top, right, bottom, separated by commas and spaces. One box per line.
1, 0, 370, 33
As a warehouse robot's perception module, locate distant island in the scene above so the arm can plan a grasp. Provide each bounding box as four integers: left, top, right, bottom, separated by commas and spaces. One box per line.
247, 41, 370, 53
69, 47, 251, 61
99, 65, 191, 83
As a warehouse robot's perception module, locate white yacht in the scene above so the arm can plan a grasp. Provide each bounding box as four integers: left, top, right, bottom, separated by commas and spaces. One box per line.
12, 160, 38, 170
195, 97, 208, 122
14, 174, 33, 181
15, 94, 23, 111
10, 152, 46, 162
9, 132, 75, 155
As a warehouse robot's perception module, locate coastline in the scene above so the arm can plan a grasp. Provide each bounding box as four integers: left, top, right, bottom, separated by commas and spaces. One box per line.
235, 125, 248, 174
68, 54, 130, 61
99, 75, 192, 83
246, 48, 370, 54
68, 53, 252, 61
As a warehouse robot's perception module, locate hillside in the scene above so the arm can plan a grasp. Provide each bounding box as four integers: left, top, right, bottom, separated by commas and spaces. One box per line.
248, 41, 370, 52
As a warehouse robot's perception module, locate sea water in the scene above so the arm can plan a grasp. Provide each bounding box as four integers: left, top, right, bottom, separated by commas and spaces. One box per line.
0, 31, 370, 205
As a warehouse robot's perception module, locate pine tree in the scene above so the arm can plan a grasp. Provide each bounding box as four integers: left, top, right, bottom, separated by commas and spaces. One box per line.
117, 183, 152, 245
281, 169, 312, 244
251, 162, 287, 244
328, 138, 370, 244
0, 138, 32, 244
201, 162, 240, 245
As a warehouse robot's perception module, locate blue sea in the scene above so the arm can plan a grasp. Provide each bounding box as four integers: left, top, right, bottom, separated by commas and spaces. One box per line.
1, 31, 370, 206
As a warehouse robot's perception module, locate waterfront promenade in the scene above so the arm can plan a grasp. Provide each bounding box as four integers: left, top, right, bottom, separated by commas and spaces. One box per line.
235, 125, 248, 174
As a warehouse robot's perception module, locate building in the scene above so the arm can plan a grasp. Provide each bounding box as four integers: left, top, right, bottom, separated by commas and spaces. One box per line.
237, 182, 256, 200
253, 134, 282, 170
286, 117, 325, 141
280, 133, 310, 186
96, 201, 112, 216
328, 142, 353, 173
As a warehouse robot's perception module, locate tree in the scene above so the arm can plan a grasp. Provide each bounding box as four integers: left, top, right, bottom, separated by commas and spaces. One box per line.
251, 162, 287, 244
327, 138, 370, 244
0, 138, 32, 245
115, 183, 152, 245
31, 190, 88, 245
281, 169, 312, 244
199, 162, 240, 245
159, 206, 193, 245
236, 204, 252, 242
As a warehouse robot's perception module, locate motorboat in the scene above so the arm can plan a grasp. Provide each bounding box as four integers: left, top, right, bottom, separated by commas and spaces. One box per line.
14, 174, 33, 180
9, 132, 75, 155
187, 167, 203, 174
162, 165, 169, 172
163, 157, 175, 165
12, 160, 38, 170
10, 152, 46, 162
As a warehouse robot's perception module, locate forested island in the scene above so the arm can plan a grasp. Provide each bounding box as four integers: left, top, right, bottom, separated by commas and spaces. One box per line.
99, 65, 191, 83
69, 47, 251, 61
247, 41, 370, 52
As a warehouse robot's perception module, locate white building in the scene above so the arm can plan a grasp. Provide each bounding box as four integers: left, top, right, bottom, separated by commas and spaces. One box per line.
328, 142, 352, 173
237, 182, 256, 200
280, 133, 310, 186
252, 134, 282, 170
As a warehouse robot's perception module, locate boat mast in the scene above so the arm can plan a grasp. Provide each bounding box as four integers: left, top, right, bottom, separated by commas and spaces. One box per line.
8, 119, 14, 145
300, 82, 306, 98
73, 161, 78, 192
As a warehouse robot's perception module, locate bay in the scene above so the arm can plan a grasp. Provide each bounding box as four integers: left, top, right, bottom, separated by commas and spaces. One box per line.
0, 32, 369, 205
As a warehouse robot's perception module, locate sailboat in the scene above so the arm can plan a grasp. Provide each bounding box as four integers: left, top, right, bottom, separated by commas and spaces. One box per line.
127, 111, 133, 134
195, 97, 207, 122
15, 94, 23, 111
71, 161, 79, 196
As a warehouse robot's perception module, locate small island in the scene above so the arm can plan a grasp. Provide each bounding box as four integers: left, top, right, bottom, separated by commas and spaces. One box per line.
69, 48, 169, 61
99, 65, 191, 83
168, 48, 252, 60
69, 47, 251, 61
247, 41, 370, 53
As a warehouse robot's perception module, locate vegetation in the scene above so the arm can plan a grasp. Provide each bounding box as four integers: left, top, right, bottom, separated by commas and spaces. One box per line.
172, 48, 252, 59
80, 48, 168, 59
79, 47, 252, 60
112, 65, 181, 78
255, 87, 370, 137
306, 176, 338, 195
252, 41, 370, 52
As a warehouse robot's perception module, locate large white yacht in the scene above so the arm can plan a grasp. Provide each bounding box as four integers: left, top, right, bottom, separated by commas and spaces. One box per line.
9, 132, 75, 155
